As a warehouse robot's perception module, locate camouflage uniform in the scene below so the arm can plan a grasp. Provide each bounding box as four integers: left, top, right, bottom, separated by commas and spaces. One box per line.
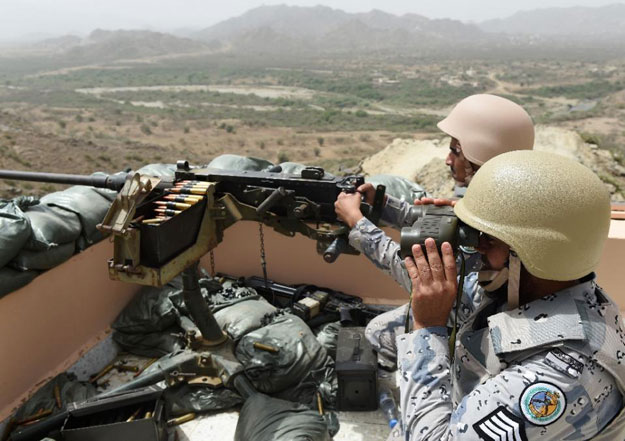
349, 195, 481, 369
397, 276, 625, 440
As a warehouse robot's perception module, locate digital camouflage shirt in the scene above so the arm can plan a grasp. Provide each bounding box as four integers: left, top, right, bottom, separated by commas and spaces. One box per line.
397, 277, 625, 440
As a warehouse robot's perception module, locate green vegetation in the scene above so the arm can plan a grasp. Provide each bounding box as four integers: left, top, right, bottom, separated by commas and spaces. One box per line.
528, 80, 624, 100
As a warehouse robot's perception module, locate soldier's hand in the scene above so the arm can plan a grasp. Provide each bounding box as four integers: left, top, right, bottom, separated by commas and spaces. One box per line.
356, 183, 377, 205
414, 197, 457, 207
405, 238, 457, 330
335, 191, 364, 228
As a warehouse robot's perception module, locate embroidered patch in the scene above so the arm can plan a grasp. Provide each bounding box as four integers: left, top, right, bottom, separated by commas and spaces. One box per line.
473, 406, 528, 441
545, 349, 584, 378
520, 382, 566, 426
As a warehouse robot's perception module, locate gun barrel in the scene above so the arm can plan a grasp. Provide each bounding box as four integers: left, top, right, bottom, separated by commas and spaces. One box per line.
0, 170, 128, 191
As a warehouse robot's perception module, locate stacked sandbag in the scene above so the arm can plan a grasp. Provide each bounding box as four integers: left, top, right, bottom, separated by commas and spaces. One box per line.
10, 202, 81, 271
0, 196, 36, 266
366, 174, 427, 203
112, 282, 185, 358
214, 296, 277, 341
41, 186, 113, 250
0, 197, 40, 296
136, 163, 177, 177
207, 154, 274, 171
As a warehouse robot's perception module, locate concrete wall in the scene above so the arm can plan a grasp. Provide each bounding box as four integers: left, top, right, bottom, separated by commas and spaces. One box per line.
204, 223, 407, 305
0, 241, 139, 421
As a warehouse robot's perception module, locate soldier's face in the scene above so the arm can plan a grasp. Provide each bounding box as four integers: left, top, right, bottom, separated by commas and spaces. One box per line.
476, 232, 510, 270
445, 138, 465, 182
446, 138, 477, 185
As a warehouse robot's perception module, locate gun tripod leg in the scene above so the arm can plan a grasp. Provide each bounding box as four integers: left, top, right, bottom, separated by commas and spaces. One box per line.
182, 261, 227, 346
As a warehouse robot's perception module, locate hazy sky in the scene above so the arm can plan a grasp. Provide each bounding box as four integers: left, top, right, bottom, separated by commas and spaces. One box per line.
1, 0, 623, 41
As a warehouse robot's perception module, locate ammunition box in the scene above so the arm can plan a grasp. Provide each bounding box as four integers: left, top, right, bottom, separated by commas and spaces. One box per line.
293, 291, 329, 321
335, 327, 377, 411
62, 386, 167, 441
139, 197, 206, 267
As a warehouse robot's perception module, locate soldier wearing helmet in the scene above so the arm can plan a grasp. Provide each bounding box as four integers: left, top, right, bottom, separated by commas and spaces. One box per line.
397, 150, 625, 441
334, 94, 535, 369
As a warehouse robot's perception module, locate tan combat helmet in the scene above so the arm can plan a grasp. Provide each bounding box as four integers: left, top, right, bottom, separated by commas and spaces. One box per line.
438, 94, 534, 166
454, 150, 611, 281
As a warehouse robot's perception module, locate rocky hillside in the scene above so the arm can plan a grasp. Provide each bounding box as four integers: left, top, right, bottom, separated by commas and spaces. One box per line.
360, 126, 625, 201
32, 29, 210, 62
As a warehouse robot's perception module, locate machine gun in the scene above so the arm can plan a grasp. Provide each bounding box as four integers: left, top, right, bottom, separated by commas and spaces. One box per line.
0, 162, 386, 283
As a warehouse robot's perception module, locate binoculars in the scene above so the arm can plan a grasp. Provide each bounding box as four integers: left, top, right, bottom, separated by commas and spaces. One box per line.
399, 205, 480, 259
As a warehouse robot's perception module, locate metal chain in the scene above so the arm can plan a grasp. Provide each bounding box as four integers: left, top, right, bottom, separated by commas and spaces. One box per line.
258, 222, 269, 290
209, 250, 216, 277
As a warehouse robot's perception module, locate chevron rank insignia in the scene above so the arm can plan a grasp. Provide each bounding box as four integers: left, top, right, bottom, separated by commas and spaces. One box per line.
473, 406, 528, 441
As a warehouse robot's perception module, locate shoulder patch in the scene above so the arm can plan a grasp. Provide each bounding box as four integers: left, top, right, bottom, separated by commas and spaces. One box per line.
519, 382, 566, 426
473, 406, 528, 441
544, 349, 584, 378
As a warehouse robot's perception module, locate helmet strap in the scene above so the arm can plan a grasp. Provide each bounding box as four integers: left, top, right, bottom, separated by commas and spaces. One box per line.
507, 251, 521, 310
478, 268, 509, 292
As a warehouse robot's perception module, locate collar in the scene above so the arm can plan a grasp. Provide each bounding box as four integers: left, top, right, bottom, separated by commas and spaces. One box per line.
487, 278, 596, 355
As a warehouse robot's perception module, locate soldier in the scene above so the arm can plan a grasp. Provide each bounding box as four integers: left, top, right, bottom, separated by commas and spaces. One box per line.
398, 150, 625, 440
334, 94, 534, 369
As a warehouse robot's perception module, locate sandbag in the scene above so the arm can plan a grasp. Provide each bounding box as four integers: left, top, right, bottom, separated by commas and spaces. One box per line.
23, 204, 82, 251
13, 373, 96, 421
277, 162, 335, 178
234, 394, 331, 441
314, 321, 341, 360
0, 267, 39, 298
89, 171, 124, 202
214, 297, 277, 341
272, 363, 338, 410
11, 242, 75, 271
169, 278, 260, 316
112, 283, 182, 334
41, 186, 112, 249
164, 383, 243, 416
0, 196, 36, 267
207, 154, 274, 171
235, 312, 334, 394
136, 163, 177, 177
112, 329, 184, 358
366, 174, 427, 202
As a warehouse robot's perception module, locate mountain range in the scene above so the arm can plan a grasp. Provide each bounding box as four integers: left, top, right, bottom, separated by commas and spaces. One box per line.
480, 3, 625, 37
15, 3, 625, 61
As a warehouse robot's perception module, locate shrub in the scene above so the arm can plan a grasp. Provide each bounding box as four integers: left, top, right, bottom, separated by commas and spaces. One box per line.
277, 151, 289, 162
